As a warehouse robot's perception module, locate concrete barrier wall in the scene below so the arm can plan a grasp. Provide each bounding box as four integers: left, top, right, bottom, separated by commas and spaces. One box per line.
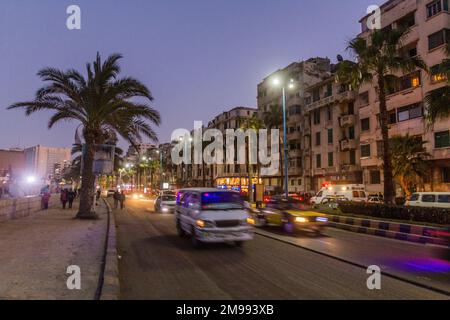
0, 194, 60, 222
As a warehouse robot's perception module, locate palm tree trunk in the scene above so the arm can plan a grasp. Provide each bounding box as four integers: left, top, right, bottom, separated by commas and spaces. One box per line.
378, 74, 395, 204
77, 140, 97, 219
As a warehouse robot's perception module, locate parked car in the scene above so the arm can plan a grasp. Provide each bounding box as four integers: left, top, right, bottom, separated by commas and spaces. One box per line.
313, 195, 349, 210
154, 194, 177, 213
310, 184, 367, 205
175, 188, 254, 248
405, 192, 450, 209
255, 196, 328, 235
368, 196, 384, 204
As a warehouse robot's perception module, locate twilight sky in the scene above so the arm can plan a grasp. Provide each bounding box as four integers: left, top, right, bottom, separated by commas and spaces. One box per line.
0, 0, 383, 150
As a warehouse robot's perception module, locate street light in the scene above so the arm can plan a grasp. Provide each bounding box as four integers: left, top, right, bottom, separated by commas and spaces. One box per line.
26, 176, 36, 184
272, 76, 296, 199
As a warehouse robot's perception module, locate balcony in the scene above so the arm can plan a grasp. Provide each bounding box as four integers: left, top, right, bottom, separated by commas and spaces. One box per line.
340, 139, 357, 151
289, 149, 302, 157
339, 114, 356, 127
288, 167, 303, 176
287, 131, 301, 140
337, 90, 356, 103
306, 95, 336, 111
340, 164, 360, 172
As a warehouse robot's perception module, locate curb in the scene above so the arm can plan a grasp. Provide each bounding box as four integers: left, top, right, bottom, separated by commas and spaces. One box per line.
97, 199, 120, 300
326, 214, 449, 246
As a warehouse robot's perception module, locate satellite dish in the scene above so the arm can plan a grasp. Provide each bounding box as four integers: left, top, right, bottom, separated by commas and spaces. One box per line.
337, 54, 344, 62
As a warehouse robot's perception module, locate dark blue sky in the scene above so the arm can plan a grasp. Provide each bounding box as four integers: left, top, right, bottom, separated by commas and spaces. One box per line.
0, 0, 383, 150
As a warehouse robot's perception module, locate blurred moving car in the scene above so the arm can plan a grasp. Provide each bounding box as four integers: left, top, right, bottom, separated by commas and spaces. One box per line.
154, 194, 177, 213
175, 188, 254, 248
405, 192, 450, 209
255, 196, 328, 235
130, 192, 145, 200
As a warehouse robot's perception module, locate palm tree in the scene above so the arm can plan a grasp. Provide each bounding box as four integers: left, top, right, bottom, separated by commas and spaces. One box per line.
389, 135, 430, 197
424, 43, 450, 127
263, 105, 284, 193
336, 28, 427, 204
239, 113, 264, 201
8, 53, 160, 219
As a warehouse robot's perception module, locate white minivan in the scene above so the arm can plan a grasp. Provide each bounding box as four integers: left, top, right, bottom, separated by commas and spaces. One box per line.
405, 192, 450, 209
175, 188, 254, 248
310, 184, 367, 205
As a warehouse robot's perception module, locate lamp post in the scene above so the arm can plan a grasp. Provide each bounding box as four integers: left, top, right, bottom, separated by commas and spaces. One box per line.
273, 77, 295, 199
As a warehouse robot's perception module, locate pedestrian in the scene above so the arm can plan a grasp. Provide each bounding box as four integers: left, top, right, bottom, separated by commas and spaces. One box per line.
119, 190, 126, 210
113, 190, 120, 209
42, 192, 51, 210
60, 189, 68, 209
68, 189, 76, 209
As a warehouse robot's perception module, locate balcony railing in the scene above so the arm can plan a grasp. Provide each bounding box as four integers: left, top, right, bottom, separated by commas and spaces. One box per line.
339, 114, 356, 127
340, 139, 357, 151
337, 90, 356, 102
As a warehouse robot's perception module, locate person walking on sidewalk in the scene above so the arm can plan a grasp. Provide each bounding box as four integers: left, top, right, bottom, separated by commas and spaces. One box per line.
119, 190, 126, 210
42, 191, 51, 210
113, 190, 120, 209
60, 189, 68, 209
67, 189, 76, 209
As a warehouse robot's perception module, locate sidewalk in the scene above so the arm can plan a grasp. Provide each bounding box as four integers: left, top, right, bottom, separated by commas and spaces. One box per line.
0, 201, 108, 300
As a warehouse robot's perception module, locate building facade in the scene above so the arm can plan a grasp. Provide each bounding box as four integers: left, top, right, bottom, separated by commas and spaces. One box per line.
257, 57, 332, 193
358, 0, 450, 193
24, 145, 71, 183
0, 149, 26, 197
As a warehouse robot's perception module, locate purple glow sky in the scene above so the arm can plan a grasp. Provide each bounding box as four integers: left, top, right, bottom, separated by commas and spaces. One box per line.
0, 0, 383, 150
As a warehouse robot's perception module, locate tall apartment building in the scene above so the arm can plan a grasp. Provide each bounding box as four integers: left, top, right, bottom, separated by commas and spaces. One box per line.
24, 145, 72, 182
125, 143, 157, 163
176, 106, 258, 191
304, 70, 362, 192
257, 57, 332, 193
358, 0, 450, 193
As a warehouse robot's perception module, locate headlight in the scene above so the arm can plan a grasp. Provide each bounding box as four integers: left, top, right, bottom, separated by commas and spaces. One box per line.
196, 220, 214, 229
245, 218, 255, 225
132, 194, 139, 200
139, 194, 144, 198
295, 217, 308, 223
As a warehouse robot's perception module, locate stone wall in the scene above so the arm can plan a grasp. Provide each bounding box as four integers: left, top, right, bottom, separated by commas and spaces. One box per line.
0, 194, 60, 222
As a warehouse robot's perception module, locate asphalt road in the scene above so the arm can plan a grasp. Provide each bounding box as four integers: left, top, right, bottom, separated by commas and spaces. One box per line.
114, 198, 449, 300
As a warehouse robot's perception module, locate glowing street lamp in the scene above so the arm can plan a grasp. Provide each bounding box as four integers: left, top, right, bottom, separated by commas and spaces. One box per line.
272, 76, 296, 199
26, 176, 36, 184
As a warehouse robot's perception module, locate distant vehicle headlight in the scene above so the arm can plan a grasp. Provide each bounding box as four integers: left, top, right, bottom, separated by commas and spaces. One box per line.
245, 218, 255, 225
132, 194, 139, 200
295, 217, 308, 223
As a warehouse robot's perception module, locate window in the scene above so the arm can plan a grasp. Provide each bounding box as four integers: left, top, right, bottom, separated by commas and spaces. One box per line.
427, 0, 449, 18
361, 144, 371, 158
397, 12, 415, 29
370, 170, 381, 184
376, 141, 384, 157
325, 83, 333, 97
428, 29, 450, 51
409, 194, 419, 201
387, 71, 421, 94
327, 106, 332, 121
422, 194, 436, 203
397, 103, 423, 122
389, 110, 397, 124
435, 131, 450, 148
361, 118, 370, 131
313, 109, 321, 124
348, 102, 355, 115
430, 64, 447, 83
349, 150, 356, 165
313, 88, 320, 102
359, 91, 369, 106
328, 152, 334, 167
438, 195, 450, 203
349, 126, 355, 140
442, 168, 450, 183
316, 132, 321, 146
328, 129, 333, 144
316, 154, 322, 168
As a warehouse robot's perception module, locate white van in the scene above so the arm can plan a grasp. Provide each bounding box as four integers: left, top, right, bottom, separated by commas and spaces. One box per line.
405, 192, 450, 209
175, 188, 254, 248
310, 184, 367, 205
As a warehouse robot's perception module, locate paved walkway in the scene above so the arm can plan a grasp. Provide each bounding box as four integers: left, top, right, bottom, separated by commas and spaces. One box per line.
0, 201, 108, 299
